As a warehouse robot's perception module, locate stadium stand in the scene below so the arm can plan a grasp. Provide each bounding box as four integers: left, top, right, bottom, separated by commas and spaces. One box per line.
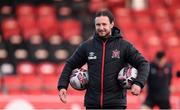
0, 0, 179, 109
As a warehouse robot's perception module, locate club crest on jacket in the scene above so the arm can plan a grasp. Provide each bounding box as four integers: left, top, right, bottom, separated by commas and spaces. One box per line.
112, 49, 120, 59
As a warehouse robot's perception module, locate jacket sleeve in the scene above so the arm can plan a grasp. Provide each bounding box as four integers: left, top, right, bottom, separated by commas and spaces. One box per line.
57, 43, 87, 90
125, 42, 150, 88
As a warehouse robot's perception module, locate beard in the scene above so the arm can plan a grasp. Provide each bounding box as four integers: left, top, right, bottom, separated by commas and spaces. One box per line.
97, 30, 111, 38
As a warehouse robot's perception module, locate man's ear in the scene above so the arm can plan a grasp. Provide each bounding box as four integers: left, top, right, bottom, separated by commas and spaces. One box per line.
110, 21, 114, 28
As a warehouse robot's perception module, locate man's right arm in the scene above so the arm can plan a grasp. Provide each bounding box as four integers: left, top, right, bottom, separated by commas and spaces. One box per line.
57, 43, 88, 91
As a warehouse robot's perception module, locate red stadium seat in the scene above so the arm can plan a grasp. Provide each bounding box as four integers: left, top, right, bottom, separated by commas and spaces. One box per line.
142, 34, 164, 61
152, 7, 169, 19
41, 75, 58, 94
21, 75, 42, 94
16, 4, 38, 40
113, 8, 134, 30
141, 29, 158, 37
16, 4, 35, 17
132, 9, 150, 17
59, 19, 82, 40
105, 0, 125, 8
123, 29, 142, 46
142, 34, 162, 47
1, 18, 20, 40
167, 0, 180, 8
135, 15, 154, 32
156, 19, 175, 35
113, 7, 131, 18
37, 5, 58, 39
167, 47, 180, 64
169, 7, 180, 19
161, 35, 180, 49
36, 62, 58, 94
36, 62, 58, 76
88, 0, 105, 13
174, 18, 180, 32
3, 75, 23, 94
0, 77, 3, 94
16, 62, 36, 76
149, 0, 166, 8
0, 62, 15, 75
16, 62, 42, 94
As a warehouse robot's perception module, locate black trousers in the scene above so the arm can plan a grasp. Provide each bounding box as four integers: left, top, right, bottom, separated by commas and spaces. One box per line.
144, 96, 171, 109
86, 106, 126, 110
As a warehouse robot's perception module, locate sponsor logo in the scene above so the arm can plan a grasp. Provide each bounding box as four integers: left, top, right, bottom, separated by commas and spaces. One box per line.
88, 52, 97, 60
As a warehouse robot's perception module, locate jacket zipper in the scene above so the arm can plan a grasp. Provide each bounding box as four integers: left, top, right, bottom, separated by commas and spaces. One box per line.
100, 41, 106, 108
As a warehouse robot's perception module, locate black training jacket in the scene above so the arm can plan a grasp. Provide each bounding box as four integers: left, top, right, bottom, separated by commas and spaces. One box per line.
147, 62, 172, 100
57, 27, 150, 108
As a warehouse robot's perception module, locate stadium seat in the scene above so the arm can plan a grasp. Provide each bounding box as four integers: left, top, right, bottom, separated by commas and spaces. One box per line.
0, 62, 15, 75
36, 62, 58, 76
47, 37, 70, 64
20, 75, 42, 94
37, 5, 58, 39
16, 4, 35, 17
134, 15, 154, 32
3, 75, 23, 94
1, 18, 20, 40
167, 0, 180, 8
132, 9, 150, 17
161, 34, 180, 49
113, 7, 131, 18
174, 18, 180, 32
41, 75, 58, 94
16, 62, 43, 94
16, 4, 39, 40
0, 43, 8, 63
36, 62, 58, 94
167, 47, 180, 64
149, 0, 166, 8
16, 62, 36, 76
59, 19, 82, 40
27, 35, 50, 63
142, 34, 164, 61
88, 0, 105, 13
152, 7, 169, 19
123, 29, 142, 45
156, 20, 175, 35
113, 8, 134, 30
105, 0, 125, 8
5, 35, 29, 64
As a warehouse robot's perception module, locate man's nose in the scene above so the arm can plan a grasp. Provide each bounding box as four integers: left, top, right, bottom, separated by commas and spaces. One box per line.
99, 25, 103, 30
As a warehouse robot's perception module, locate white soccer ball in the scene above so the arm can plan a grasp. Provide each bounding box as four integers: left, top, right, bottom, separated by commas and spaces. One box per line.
70, 68, 89, 90
118, 66, 138, 89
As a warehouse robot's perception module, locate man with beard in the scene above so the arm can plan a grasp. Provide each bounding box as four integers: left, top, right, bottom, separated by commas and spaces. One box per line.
57, 9, 150, 109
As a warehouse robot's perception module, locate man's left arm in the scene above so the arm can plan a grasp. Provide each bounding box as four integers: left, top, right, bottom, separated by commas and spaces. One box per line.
125, 43, 150, 95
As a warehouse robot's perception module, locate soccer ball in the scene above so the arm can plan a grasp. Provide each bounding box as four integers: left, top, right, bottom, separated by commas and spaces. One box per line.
118, 66, 138, 89
70, 68, 89, 90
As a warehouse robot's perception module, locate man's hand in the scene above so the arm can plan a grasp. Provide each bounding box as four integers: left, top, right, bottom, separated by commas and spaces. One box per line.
131, 84, 141, 96
58, 89, 67, 103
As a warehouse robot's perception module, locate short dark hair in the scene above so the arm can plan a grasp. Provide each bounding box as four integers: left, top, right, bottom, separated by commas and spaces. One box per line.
156, 51, 165, 60
95, 9, 115, 23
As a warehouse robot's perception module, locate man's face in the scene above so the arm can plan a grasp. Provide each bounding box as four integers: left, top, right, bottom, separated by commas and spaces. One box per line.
95, 16, 114, 37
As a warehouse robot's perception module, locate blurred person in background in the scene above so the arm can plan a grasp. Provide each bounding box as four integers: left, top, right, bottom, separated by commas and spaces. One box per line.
141, 51, 172, 109
57, 9, 150, 109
